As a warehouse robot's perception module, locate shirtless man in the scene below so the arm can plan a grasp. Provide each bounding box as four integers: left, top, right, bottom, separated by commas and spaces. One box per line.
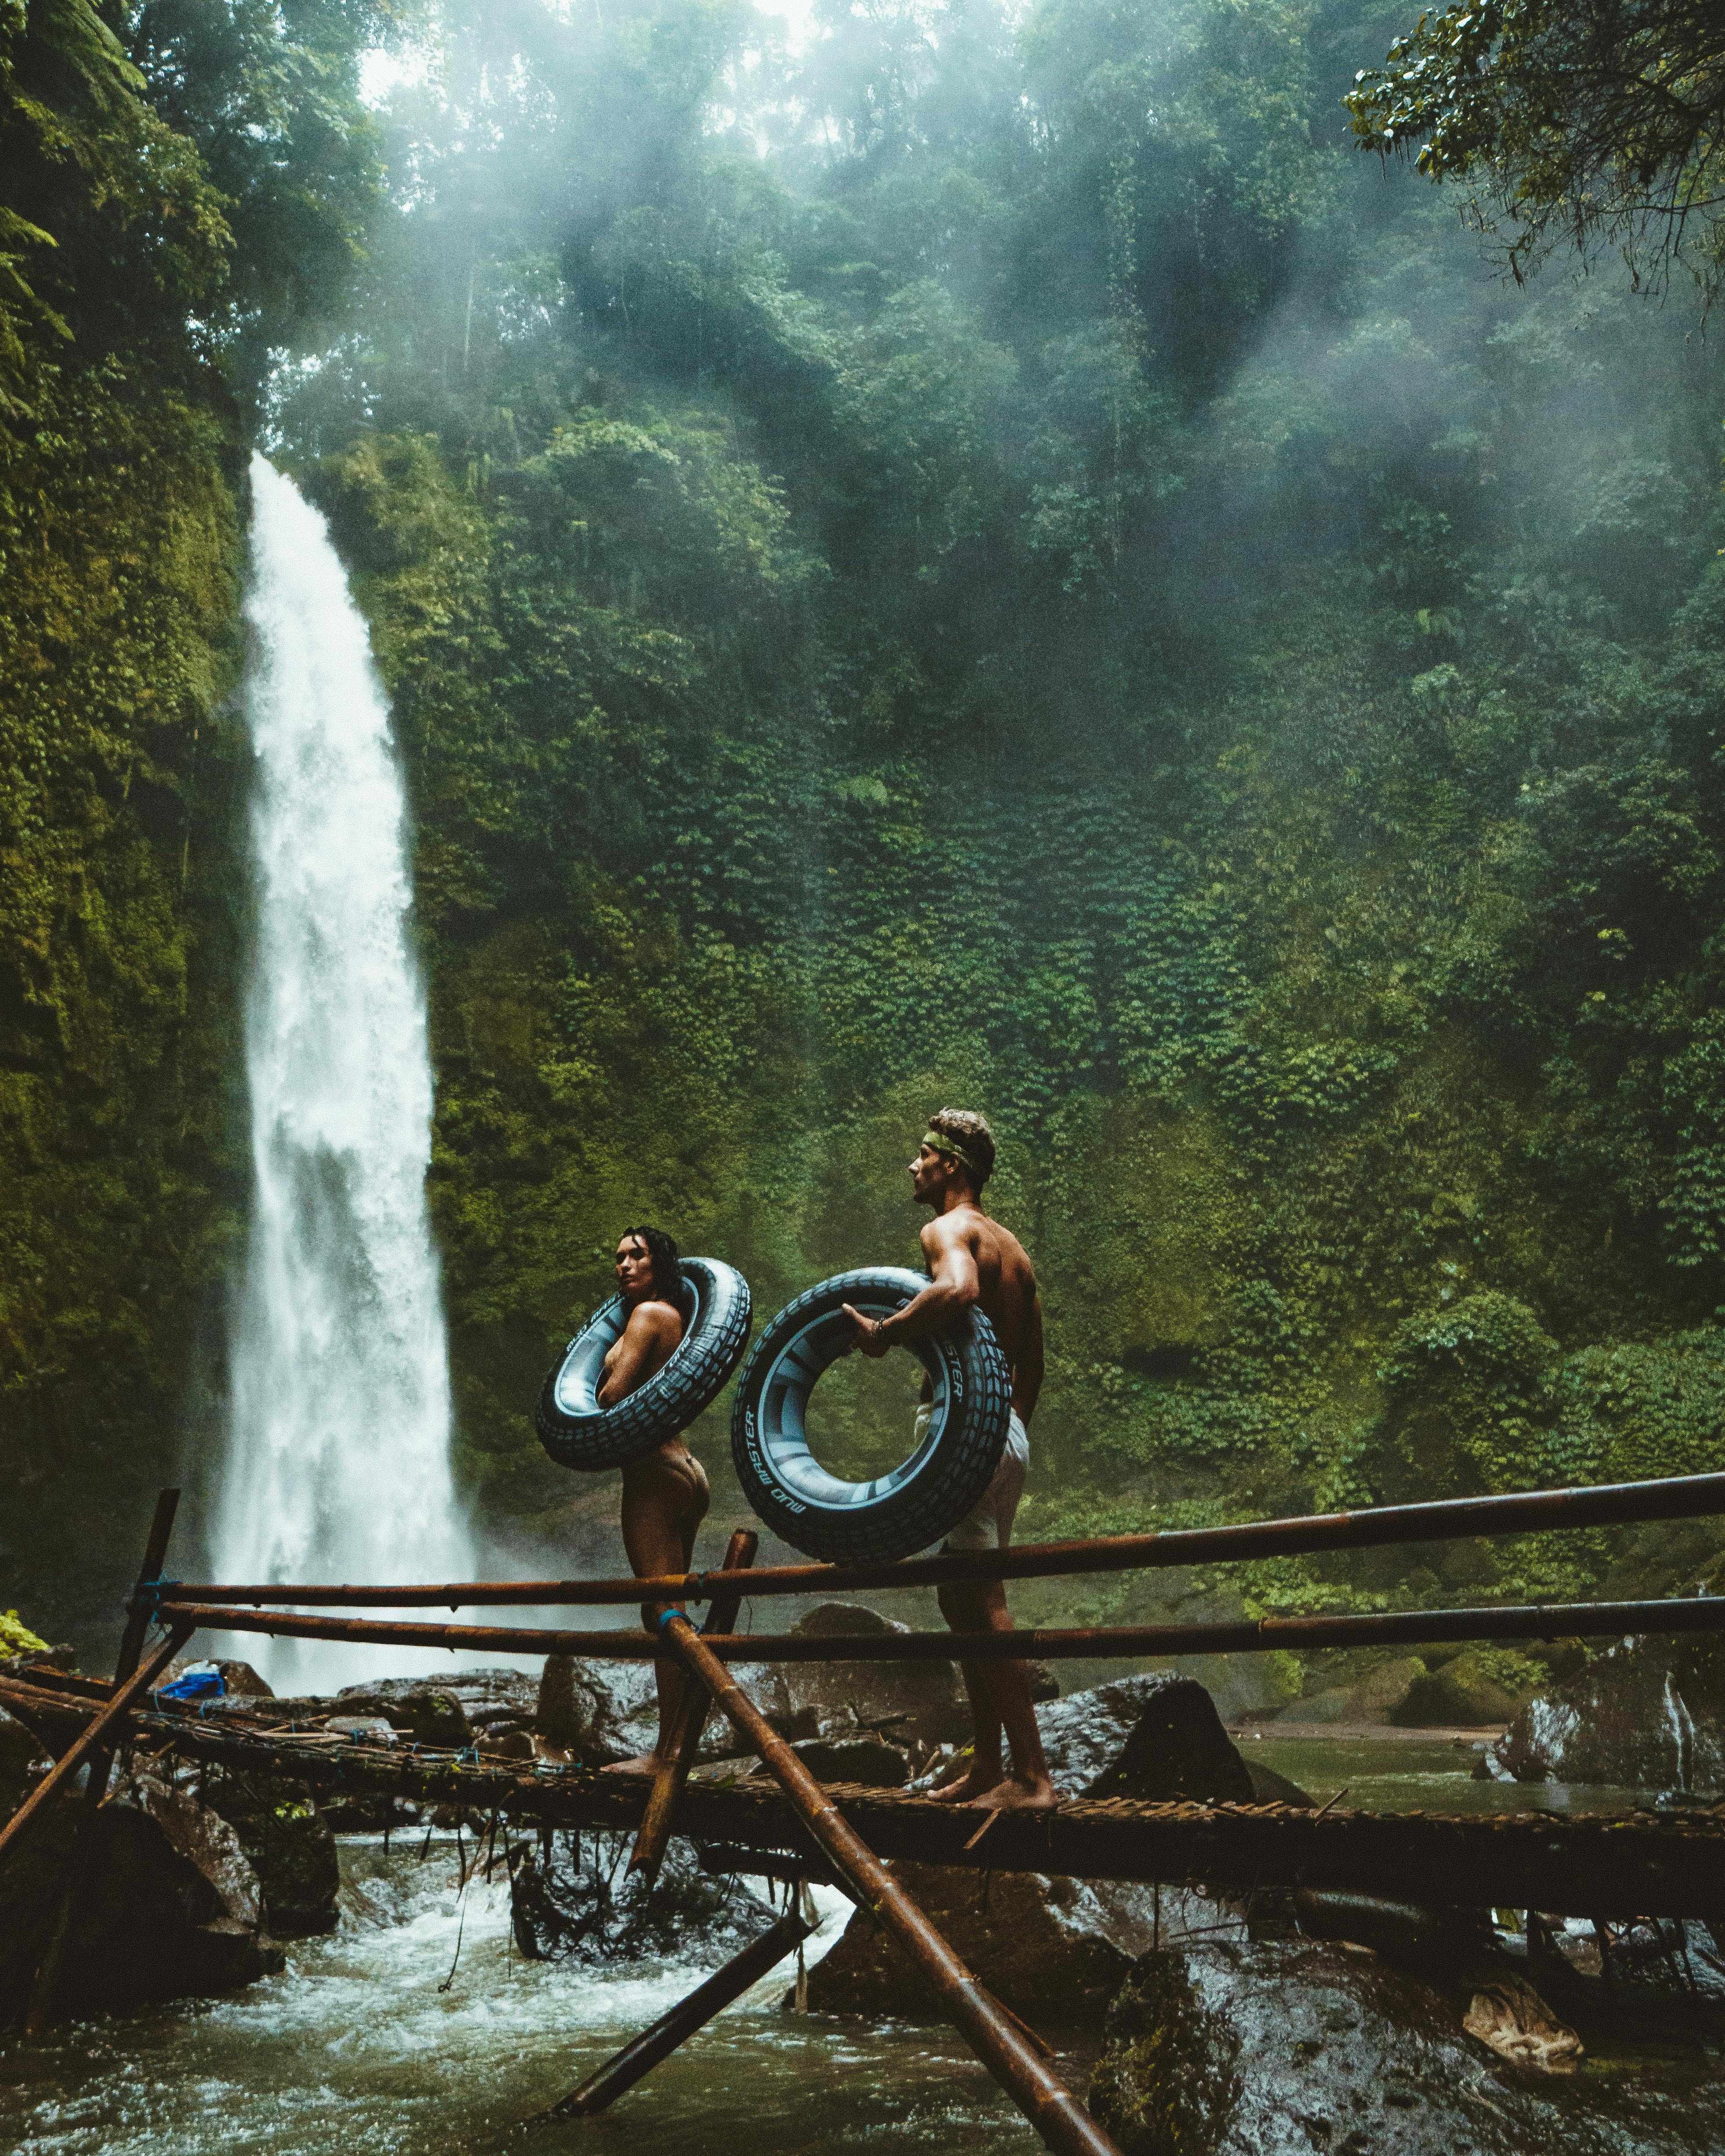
843, 1109, 1056, 1811
595, 1224, 711, 1777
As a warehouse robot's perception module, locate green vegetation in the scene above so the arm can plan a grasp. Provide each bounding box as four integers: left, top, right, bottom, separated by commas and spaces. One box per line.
1347, 0, 1725, 302
5, 0, 1725, 1678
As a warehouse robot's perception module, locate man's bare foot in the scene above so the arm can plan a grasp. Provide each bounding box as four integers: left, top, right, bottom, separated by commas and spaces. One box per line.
925, 1766, 1004, 1804
966, 1772, 1062, 1811
601, 1753, 662, 1777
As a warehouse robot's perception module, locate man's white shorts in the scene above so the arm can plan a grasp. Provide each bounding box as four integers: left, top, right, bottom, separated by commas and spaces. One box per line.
914, 1406, 1029, 1551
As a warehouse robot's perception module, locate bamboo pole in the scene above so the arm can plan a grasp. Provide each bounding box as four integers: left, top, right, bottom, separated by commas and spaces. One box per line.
161, 1468, 1725, 1608
628, 1528, 757, 1887
111, 1490, 182, 1697
539, 1909, 817, 2120
0, 1627, 193, 1868
9, 1668, 1725, 1916
155, 1591, 1725, 1665
655, 1612, 1121, 2156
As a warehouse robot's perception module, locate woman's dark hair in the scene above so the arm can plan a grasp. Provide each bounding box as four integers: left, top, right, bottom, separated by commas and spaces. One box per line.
619, 1223, 682, 1300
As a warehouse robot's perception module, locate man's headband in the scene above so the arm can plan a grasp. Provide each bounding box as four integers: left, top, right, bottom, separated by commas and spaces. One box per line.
922, 1130, 981, 1175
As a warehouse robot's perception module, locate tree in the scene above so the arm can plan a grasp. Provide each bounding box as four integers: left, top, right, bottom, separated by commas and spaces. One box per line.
1345, 0, 1725, 301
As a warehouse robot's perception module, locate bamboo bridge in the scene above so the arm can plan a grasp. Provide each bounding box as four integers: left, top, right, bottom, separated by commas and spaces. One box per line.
7, 1470, 1725, 2152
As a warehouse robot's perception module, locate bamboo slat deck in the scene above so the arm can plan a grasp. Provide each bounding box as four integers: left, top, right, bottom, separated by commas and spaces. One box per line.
5, 1673, 1721, 1920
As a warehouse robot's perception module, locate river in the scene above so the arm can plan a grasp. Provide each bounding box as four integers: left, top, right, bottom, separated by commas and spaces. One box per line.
0, 1732, 1640, 2154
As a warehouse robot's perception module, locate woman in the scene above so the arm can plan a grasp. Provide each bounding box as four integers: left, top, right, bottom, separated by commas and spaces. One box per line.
596, 1223, 710, 1775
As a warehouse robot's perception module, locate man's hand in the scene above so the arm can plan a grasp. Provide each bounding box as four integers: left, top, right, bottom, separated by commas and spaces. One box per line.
843, 1304, 893, 1357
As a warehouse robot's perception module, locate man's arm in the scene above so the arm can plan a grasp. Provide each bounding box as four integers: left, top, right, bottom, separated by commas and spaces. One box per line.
1014, 1288, 1044, 1422
598, 1304, 681, 1405
844, 1219, 978, 1357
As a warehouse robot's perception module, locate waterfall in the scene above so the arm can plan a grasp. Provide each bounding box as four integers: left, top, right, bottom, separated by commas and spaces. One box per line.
213, 455, 473, 1690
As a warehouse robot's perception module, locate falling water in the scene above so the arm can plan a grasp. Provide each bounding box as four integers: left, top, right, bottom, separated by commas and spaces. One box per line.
213, 455, 472, 1690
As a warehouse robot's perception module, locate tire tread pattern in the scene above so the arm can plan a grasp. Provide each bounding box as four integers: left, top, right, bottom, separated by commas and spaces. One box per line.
534, 1258, 752, 1472
729, 1266, 1011, 1564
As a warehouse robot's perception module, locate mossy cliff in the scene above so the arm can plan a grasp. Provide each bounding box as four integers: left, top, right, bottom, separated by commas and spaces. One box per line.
7, 0, 1725, 1671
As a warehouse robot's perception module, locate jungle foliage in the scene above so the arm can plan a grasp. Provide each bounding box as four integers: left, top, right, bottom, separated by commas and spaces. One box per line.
1347, 0, 1725, 304
5, 0, 1725, 1669
0, 0, 381, 1636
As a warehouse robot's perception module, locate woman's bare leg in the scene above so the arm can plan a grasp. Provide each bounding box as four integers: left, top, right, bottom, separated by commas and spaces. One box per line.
604, 1445, 710, 1775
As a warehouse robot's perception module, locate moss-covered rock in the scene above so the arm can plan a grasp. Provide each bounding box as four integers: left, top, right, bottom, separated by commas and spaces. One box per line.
200, 1775, 341, 1938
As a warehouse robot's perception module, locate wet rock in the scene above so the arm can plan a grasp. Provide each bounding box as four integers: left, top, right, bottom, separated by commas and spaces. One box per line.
1279, 1657, 1429, 1726
803, 1859, 1234, 2022
1490, 1634, 1725, 1791
199, 1773, 341, 1938
781, 1603, 968, 1748
1090, 1938, 1725, 2155
1038, 1673, 1255, 1802
811, 1674, 1260, 2021
0, 1773, 284, 2026
789, 1735, 909, 1786
1395, 1649, 1529, 1728
480, 1727, 534, 1762
536, 1653, 653, 1761
536, 1653, 788, 1764
334, 1679, 474, 1748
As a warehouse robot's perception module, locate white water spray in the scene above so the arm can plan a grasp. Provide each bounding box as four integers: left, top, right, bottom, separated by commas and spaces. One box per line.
214, 455, 472, 1689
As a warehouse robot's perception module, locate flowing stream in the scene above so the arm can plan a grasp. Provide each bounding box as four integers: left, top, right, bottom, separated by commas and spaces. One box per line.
212, 456, 472, 1691
1, 1841, 1047, 2154
0, 1739, 1656, 2153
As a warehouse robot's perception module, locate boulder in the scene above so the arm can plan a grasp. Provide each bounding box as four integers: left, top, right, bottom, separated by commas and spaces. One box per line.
807, 1673, 1259, 2021
1089, 1938, 1725, 2155
0, 1771, 284, 2026
333, 1678, 475, 1747
781, 1603, 968, 1748
1394, 1649, 1530, 1729
216, 1660, 274, 1699
1489, 1634, 1725, 1792
199, 1773, 341, 1938
1278, 1657, 1428, 1727
789, 1735, 910, 1786
804, 1860, 1234, 2022
1038, 1673, 1255, 1801
535, 1653, 789, 1764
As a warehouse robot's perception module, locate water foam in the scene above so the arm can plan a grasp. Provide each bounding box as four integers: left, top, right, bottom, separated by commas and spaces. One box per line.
213, 457, 472, 1689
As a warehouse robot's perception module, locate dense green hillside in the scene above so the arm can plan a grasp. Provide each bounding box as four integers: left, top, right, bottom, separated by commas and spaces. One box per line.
6, 0, 1725, 1684
0, 0, 380, 1637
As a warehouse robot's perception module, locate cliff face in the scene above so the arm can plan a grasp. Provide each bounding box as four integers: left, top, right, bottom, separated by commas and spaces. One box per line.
0, 371, 247, 1645
0, 0, 367, 1647
10, 0, 1725, 1668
